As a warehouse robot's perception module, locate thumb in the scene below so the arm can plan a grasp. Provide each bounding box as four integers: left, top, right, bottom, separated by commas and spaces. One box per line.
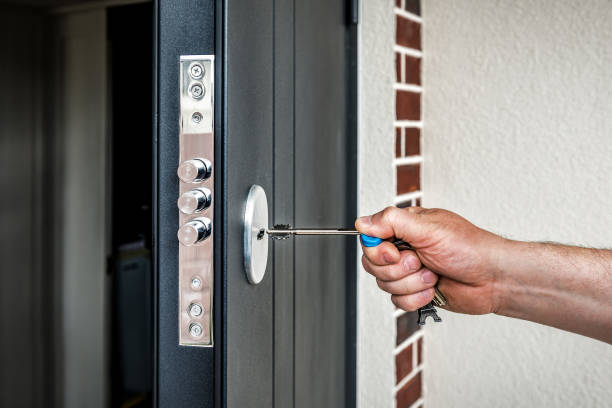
355, 206, 428, 246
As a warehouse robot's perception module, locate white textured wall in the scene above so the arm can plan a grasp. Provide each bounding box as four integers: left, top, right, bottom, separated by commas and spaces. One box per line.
357, 1, 396, 407
422, 1, 612, 407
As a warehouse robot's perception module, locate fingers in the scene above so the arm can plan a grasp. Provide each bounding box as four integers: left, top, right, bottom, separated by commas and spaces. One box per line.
361, 240, 401, 267
376, 267, 438, 295
361, 250, 421, 281
355, 206, 427, 246
391, 288, 435, 312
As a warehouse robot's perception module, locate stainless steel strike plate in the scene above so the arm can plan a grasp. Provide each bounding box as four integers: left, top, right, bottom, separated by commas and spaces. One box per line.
177, 55, 214, 346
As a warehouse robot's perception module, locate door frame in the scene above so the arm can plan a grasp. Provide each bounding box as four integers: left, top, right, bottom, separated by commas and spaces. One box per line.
154, 1, 217, 406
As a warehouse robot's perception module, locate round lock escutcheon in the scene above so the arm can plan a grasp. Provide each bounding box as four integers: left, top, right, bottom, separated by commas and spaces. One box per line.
243, 185, 269, 285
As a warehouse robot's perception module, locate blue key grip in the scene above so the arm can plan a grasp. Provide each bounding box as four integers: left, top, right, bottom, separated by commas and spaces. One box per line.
359, 234, 383, 247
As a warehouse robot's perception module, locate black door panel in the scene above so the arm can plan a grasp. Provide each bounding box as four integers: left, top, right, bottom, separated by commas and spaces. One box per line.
155, 0, 356, 406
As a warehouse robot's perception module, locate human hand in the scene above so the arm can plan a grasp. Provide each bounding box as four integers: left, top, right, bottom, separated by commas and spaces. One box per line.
356, 207, 506, 315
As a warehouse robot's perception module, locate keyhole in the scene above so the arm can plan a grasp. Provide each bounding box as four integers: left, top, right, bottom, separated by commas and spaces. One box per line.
257, 228, 265, 240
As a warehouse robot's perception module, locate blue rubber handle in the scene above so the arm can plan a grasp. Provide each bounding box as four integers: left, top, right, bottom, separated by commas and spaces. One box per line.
360, 234, 383, 247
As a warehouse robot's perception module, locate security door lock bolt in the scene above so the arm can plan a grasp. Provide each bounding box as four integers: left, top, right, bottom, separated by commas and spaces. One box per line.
178, 187, 212, 214
177, 158, 212, 183
177, 217, 212, 246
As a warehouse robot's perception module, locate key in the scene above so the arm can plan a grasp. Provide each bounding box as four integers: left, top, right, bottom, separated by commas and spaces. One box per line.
417, 302, 442, 325
266, 225, 361, 239
266, 225, 446, 325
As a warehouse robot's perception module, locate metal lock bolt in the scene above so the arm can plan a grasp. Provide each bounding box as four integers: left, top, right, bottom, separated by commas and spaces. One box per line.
178, 187, 212, 214
177, 217, 212, 246
177, 158, 212, 183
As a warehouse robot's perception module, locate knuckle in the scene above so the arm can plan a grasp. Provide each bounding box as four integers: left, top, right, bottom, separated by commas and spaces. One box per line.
382, 206, 400, 223
384, 266, 403, 281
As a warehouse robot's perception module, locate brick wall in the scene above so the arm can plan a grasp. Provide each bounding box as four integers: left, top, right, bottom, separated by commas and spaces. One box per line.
394, 1, 424, 407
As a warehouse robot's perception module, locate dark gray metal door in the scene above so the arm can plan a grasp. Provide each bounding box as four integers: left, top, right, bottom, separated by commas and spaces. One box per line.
155, 0, 356, 406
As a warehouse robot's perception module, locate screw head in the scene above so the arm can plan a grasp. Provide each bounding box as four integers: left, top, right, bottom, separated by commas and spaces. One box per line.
189, 83, 205, 99
191, 276, 202, 289
189, 63, 204, 79
189, 303, 203, 317
192, 112, 203, 124
189, 323, 203, 337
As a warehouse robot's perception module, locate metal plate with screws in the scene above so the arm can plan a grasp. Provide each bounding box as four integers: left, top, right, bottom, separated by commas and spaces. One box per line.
178, 55, 214, 347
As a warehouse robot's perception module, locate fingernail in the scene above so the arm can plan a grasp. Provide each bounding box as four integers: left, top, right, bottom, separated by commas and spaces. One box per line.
382, 252, 394, 264
421, 270, 437, 284
356, 215, 372, 227
404, 256, 419, 272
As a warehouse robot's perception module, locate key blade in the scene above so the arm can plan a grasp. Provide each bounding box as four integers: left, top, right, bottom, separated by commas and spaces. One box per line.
287, 229, 360, 235
266, 225, 292, 240
267, 225, 360, 239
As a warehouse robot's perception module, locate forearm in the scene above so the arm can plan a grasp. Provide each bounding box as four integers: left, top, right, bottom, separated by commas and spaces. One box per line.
494, 240, 612, 343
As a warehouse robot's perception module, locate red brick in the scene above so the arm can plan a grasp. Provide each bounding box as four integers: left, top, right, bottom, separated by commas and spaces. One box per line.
396, 52, 402, 82
396, 164, 420, 195
404, 128, 420, 156
396, 344, 413, 383
396, 128, 402, 157
396, 372, 422, 408
404, 55, 421, 85
396, 91, 420, 121
396, 0, 402, 8
396, 311, 420, 345
417, 337, 423, 365
396, 16, 421, 50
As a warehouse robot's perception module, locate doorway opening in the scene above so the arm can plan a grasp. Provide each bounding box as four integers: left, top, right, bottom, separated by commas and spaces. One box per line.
0, 1, 154, 407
